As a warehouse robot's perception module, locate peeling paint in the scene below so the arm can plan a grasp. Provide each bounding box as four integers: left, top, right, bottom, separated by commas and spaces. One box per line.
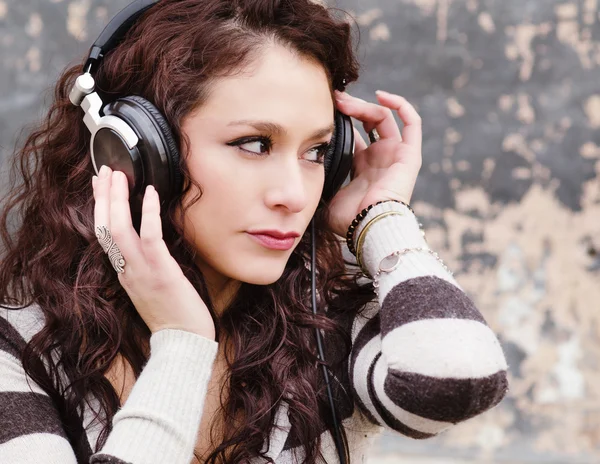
3, 0, 600, 462
370, 22, 390, 41
25, 13, 43, 38
67, 0, 91, 41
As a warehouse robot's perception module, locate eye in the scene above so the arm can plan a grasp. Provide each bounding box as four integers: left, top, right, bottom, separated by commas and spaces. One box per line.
227, 136, 273, 155
303, 142, 331, 164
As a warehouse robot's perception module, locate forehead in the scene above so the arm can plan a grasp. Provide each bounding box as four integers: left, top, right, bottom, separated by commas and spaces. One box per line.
197, 44, 334, 123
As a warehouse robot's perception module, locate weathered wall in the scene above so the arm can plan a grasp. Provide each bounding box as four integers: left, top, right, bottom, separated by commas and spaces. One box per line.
1, 1, 599, 463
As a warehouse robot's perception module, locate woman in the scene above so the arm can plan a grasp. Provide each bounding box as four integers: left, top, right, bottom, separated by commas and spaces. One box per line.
0, 0, 508, 463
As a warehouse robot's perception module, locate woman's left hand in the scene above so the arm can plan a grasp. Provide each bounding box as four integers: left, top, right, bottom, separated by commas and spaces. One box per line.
327, 90, 423, 237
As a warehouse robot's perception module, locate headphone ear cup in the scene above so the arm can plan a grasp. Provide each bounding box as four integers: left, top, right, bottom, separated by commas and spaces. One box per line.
322, 111, 354, 203
103, 95, 182, 199
101, 96, 182, 233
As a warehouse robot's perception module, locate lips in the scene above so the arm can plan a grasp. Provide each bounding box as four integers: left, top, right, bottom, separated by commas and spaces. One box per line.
246, 230, 300, 251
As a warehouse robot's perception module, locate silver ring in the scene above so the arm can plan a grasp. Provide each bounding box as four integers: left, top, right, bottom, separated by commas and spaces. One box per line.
95, 225, 126, 274
368, 128, 380, 144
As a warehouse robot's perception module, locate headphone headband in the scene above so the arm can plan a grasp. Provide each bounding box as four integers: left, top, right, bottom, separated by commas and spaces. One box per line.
84, 0, 159, 73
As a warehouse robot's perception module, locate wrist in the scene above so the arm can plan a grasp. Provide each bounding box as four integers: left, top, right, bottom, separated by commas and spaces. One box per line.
152, 324, 216, 341
345, 200, 415, 256
357, 195, 413, 215
353, 202, 427, 277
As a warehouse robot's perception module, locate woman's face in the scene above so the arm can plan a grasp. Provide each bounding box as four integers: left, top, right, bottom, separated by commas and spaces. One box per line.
180, 44, 335, 289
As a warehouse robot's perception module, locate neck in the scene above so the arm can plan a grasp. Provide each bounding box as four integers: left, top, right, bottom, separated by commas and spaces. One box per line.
200, 266, 241, 317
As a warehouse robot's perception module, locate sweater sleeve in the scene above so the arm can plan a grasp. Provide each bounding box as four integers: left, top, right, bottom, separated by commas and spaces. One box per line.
91, 329, 218, 464
347, 201, 509, 438
0, 312, 218, 464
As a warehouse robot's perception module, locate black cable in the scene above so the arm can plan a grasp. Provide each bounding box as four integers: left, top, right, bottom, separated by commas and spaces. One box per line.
310, 219, 347, 464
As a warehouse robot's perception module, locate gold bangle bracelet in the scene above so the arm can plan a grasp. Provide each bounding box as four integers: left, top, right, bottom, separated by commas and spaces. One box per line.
355, 211, 404, 276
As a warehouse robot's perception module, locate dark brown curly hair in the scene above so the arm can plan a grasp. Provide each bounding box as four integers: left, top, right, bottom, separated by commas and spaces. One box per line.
0, 1, 375, 462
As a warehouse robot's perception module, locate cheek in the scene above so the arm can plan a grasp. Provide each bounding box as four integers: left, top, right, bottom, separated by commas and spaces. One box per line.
308, 169, 326, 206
179, 155, 237, 242
186, 152, 251, 206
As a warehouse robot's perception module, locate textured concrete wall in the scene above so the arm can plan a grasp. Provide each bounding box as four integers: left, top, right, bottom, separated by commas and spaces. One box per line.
1, 1, 599, 463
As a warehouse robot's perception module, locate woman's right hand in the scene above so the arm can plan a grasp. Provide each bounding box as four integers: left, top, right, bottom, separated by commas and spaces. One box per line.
92, 165, 216, 340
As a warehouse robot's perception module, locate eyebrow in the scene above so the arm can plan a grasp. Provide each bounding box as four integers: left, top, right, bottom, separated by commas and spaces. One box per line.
227, 120, 335, 140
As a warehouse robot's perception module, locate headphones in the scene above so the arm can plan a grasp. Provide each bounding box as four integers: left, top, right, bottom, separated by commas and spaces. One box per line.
70, 0, 354, 230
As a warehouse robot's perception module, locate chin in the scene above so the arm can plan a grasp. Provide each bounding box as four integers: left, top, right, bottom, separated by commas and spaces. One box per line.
232, 256, 290, 286
243, 274, 283, 286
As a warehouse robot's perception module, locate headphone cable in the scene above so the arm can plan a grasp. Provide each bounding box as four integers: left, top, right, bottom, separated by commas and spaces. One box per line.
310, 219, 347, 464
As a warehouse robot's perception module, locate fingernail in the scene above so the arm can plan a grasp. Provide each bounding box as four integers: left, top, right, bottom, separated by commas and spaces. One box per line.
92, 176, 97, 188
99, 165, 109, 178
376, 90, 392, 97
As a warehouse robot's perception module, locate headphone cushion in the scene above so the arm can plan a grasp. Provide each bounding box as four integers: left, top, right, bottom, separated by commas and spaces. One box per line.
322, 111, 353, 202
324, 123, 337, 178
119, 95, 183, 194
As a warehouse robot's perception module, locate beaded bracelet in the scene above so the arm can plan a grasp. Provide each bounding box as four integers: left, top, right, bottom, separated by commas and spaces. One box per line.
345, 200, 415, 256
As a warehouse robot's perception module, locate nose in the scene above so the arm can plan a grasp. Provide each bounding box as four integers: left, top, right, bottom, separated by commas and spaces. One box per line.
263, 155, 310, 213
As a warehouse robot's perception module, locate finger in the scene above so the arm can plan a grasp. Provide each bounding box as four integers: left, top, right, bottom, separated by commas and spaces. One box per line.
93, 166, 112, 240
334, 91, 401, 140
375, 90, 422, 151
353, 127, 368, 152
108, 170, 145, 271
138, 184, 175, 270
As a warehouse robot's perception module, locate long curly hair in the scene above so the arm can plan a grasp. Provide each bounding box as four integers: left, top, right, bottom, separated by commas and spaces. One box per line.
0, 1, 375, 462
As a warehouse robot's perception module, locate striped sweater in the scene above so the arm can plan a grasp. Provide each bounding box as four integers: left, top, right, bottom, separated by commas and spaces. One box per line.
0, 201, 508, 463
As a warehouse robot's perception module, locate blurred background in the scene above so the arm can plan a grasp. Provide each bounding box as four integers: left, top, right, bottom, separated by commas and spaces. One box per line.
1, 0, 599, 463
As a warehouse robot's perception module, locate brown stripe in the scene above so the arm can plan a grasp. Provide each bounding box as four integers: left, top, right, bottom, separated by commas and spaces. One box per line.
380, 276, 486, 337
0, 391, 67, 445
1, 311, 93, 463
0, 312, 28, 360
347, 314, 386, 427
90, 454, 133, 464
352, 393, 381, 426
349, 313, 380, 380
383, 369, 508, 423
366, 353, 435, 439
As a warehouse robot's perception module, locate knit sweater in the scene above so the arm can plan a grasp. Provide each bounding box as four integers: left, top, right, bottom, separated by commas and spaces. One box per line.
0, 202, 508, 463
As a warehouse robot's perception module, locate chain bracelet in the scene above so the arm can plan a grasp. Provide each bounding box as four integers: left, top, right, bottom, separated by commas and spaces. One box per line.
371, 247, 454, 296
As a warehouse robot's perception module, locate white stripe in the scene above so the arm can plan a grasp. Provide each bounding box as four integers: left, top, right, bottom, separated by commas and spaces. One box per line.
382, 319, 508, 379
351, 336, 386, 426
259, 400, 291, 460
0, 350, 47, 395
0, 433, 77, 464
355, 207, 461, 299
80, 395, 106, 453
1, 305, 73, 399
371, 354, 453, 435
0, 304, 45, 344
376, 252, 459, 301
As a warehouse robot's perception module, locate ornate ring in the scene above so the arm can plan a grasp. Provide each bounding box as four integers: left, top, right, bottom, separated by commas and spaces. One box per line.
95, 225, 126, 274
368, 128, 380, 144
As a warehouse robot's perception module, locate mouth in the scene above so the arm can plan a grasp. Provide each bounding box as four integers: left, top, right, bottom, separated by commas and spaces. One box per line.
246, 230, 301, 251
